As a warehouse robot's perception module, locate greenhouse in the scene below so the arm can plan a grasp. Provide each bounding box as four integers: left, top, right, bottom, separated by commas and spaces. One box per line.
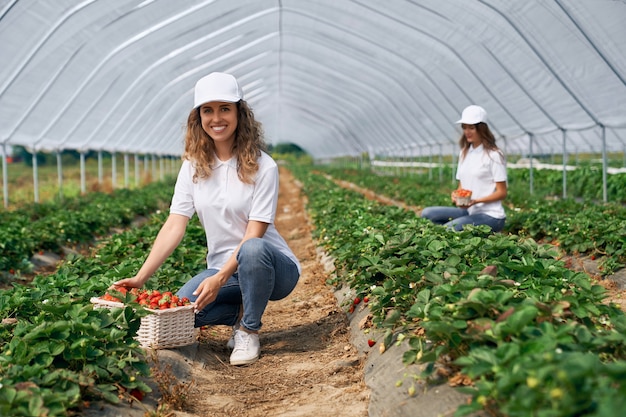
1, 1, 626, 416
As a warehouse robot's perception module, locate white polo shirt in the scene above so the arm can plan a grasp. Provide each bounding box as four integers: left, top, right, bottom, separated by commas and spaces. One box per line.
170, 152, 301, 274
456, 145, 507, 219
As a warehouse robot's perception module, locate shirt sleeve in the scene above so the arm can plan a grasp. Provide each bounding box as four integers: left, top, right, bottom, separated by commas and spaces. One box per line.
248, 155, 279, 223
169, 160, 196, 218
490, 150, 507, 183
455, 150, 463, 181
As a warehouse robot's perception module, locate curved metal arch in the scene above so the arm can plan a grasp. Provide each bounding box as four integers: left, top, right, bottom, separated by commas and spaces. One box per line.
477, 0, 600, 126
95, 37, 277, 152
281, 6, 462, 144
31, 0, 225, 149
351, 0, 529, 134
137, 51, 405, 158
0, 0, 98, 101
278, 68, 400, 153
277, 31, 443, 147
109, 15, 444, 158
555, 0, 626, 89
1, 0, 625, 161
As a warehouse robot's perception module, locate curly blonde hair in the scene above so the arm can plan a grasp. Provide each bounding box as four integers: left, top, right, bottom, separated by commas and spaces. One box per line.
182, 100, 266, 184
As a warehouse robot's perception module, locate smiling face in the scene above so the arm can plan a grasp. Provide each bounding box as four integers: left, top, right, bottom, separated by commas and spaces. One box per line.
199, 101, 238, 147
461, 124, 482, 147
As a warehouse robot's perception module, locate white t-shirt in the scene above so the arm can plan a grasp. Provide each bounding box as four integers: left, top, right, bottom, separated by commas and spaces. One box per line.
456, 145, 507, 219
170, 151, 301, 274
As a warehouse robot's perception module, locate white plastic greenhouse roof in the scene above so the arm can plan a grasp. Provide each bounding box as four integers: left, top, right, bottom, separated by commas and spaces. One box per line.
1, 0, 625, 160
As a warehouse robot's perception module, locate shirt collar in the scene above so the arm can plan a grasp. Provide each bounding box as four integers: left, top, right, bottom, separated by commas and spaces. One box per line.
211, 155, 237, 169
469, 144, 484, 153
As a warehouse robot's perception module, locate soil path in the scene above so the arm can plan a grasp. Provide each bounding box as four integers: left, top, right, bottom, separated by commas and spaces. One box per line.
176, 167, 370, 417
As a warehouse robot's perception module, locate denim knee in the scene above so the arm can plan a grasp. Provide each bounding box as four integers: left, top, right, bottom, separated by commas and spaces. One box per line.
420, 207, 434, 219
237, 238, 267, 263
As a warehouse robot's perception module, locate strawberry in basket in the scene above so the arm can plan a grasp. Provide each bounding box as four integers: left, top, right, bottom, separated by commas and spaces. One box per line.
92, 287, 196, 349
98, 287, 191, 310
453, 188, 473, 207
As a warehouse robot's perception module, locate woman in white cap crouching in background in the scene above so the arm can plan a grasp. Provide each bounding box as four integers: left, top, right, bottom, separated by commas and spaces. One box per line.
113, 72, 301, 366
421, 105, 508, 232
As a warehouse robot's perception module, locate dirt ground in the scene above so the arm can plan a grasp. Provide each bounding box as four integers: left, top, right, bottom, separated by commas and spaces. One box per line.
171, 167, 370, 417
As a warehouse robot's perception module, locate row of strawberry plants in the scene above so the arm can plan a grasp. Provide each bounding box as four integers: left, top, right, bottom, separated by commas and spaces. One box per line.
0, 208, 207, 416
365, 162, 626, 203
0, 181, 176, 276
291, 165, 626, 417
318, 166, 626, 275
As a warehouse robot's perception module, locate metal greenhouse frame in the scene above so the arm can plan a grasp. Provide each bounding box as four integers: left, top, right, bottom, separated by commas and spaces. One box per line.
1, 0, 625, 206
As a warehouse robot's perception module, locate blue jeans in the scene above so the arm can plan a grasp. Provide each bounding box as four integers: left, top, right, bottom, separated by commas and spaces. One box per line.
177, 238, 300, 332
421, 206, 505, 232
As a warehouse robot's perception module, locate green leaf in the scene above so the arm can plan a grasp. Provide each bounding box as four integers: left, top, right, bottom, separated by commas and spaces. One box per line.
501, 305, 539, 334
445, 254, 461, 267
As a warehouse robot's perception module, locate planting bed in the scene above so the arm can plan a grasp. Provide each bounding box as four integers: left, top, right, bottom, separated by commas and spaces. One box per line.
4, 165, 626, 417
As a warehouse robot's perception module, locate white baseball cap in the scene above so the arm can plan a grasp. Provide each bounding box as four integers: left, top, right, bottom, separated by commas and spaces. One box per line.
193, 72, 243, 109
455, 105, 487, 124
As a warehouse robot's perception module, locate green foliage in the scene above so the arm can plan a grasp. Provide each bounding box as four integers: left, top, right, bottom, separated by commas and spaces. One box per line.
0, 183, 207, 416
316, 165, 626, 275
290, 164, 626, 417
0, 181, 175, 275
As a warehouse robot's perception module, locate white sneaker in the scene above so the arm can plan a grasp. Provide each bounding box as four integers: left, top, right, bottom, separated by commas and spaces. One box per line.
226, 323, 240, 349
230, 329, 260, 366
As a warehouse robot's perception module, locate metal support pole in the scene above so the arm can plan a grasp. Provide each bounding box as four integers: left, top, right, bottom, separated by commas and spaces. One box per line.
80, 151, 86, 194
135, 154, 140, 187
561, 129, 567, 199
124, 153, 129, 188
56, 150, 63, 200
111, 152, 117, 190
529, 134, 534, 195
32, 151, 39, 203
601, 126, 607, 203
98, 151, 103, 184
2, 143, 8, 208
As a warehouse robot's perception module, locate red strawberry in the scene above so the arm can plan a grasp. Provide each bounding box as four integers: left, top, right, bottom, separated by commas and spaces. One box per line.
353, 297, 361, 305
367, 339, 376, 347
130, 389, 144, 401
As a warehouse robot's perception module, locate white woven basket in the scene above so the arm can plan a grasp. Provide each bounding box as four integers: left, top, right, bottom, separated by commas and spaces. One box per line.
90, 297, 197, 349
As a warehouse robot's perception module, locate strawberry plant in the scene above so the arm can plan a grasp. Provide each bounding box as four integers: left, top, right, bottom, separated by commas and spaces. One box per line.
290, 164, 626, 417
0, 197, 207, 415
316, 166, 626, 275
0, 180, 175, 276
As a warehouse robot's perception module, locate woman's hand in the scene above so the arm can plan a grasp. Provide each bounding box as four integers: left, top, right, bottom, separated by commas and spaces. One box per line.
110, 276, 146, 290
452, 188, 473, 208
192, 275, 223, 312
